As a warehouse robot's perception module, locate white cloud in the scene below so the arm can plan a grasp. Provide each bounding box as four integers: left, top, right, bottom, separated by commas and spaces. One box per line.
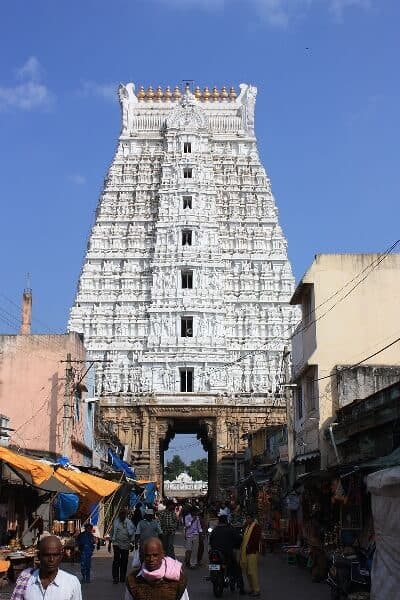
156, 0, 226, 8
0, 56, 54, 112
16, 56, 43, 81
155, 0, 372, 27
328, 0, 371, 21
253, 0, 371, 26
77, 80, 117, 102
68, 174, 87, 185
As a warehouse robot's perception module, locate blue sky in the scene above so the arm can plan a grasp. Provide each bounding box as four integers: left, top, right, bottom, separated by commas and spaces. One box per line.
1, 0, 399, 459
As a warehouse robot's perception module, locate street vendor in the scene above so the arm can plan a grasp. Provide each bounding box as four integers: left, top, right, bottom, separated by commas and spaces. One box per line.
125, 537, 188, 600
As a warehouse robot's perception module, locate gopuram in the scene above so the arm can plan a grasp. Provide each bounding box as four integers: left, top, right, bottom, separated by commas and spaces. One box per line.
69, 83, 299, 498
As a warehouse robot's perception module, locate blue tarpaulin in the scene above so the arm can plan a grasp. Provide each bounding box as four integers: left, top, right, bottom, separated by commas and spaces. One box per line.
54, 493, 79, 520
90, 503, 99, 525
129, 490, 140, 507
108, 449, 136, 479
143, 482, 156, 505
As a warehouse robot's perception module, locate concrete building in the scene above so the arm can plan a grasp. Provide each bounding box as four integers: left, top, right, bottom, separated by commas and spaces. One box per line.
290, 253, 400, 472
0, 292, 92, 465
68, 82, 299, 495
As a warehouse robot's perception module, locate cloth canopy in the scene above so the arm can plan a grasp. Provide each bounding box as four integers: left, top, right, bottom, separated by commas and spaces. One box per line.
54, 467, 120, 502
0, 447, 120, 501
0, 447, 53, 486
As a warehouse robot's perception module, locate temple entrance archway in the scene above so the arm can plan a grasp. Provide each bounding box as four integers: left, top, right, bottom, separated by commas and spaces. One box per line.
161, 419, 213, 498
99, 393, 287, 499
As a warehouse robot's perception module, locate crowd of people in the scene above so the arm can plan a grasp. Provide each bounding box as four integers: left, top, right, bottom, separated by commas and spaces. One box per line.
9, 498, 263, 600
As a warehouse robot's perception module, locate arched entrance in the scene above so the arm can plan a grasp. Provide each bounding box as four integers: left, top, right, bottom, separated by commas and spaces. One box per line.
99, 393, 287, 500
160, 417, 214, 498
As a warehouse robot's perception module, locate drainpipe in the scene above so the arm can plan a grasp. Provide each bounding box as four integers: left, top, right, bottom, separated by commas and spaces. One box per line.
329, 423, 341, 464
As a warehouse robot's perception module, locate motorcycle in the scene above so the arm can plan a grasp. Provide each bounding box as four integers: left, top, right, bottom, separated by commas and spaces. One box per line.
326, 546, 374, 599
208, 548, 236, 598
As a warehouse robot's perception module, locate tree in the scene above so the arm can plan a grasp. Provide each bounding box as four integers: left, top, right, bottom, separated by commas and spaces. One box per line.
165, 454, 187, 480
188, 458, 208, 481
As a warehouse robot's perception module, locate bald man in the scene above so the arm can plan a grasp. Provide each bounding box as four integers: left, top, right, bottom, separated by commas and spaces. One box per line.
126, 537, 189, 600
10, 536, 82, 600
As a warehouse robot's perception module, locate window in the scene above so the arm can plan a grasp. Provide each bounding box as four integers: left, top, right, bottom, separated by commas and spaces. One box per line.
183, 142, 192, 154
180, 368, 193, 392
181, 270, 193, 289
303, 291, 312, 325
183, 196, 192, 209
183, 168, 192, 179
181, 316, 193, 337
296, 386, 303, 420
306, 377, 316, 411
182, 229, 192, 246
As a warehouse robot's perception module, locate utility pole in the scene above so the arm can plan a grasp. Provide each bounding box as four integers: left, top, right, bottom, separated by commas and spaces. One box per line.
62, 353, 74, 457
282, 346, 295, 486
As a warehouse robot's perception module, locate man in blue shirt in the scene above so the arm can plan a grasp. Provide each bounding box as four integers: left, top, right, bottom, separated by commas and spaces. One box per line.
76, 523, 95, 583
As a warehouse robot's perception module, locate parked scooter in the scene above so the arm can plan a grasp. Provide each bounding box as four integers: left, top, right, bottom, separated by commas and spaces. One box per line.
327, 545, 374, 599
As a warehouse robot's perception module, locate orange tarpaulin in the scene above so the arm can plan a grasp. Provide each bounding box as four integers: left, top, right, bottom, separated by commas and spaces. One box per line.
0, 447, 120, 500
54, 467, 120, 502
0, 447, 53, 486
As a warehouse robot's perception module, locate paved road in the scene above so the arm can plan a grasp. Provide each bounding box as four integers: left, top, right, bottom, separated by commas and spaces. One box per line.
72, 531, 329, 600
1, 532, 331, 600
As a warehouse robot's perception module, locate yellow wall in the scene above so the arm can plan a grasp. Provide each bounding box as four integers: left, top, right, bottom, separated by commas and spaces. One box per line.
291, 253, 400, 466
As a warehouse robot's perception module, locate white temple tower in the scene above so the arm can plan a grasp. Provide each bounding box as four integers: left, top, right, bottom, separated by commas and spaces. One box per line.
69, 83, 299, 404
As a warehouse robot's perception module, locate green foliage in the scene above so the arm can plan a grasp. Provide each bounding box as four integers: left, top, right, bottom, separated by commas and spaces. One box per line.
188, 458, 208, 481
164, 455, 208, 481
164, 454, 187, 480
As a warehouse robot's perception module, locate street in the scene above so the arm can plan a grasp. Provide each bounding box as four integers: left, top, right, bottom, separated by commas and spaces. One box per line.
63, 532, 329, 600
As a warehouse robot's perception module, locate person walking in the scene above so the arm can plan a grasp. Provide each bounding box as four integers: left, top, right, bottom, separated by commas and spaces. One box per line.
76, 523, 95, 583
158, 500, 179, 558
135, 508, 163, 548
184, 506, 202, 569
11, 535, 82, 600
126, 537, 189, 600
109, 508, 135, 584
239, 513, 262, 597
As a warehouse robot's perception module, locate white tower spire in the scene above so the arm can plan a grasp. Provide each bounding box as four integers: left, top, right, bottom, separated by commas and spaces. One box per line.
69, 83, 299, 399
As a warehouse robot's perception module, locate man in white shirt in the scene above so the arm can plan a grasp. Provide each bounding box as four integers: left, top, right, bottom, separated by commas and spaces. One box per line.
11, 536, 81, 600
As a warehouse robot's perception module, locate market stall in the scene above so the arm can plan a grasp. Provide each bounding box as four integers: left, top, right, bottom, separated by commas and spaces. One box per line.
366, 466, 400, 600
0, 447, 121, 575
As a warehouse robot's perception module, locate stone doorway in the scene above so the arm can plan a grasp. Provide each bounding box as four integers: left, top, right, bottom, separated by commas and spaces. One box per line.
160, 418, 214, 499
99, 394, 286, 500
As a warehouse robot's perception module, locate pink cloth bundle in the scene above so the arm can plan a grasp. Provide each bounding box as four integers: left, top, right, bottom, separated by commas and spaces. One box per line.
141, 557, 182, 582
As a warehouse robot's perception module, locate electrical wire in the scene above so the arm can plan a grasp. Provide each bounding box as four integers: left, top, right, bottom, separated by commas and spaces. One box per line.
315, 335, 400, 383
0, 291, 54, 333
203, 238, 400, 378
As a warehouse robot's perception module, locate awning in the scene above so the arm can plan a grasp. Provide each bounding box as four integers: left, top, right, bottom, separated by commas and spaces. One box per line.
0, 447, 120, 500
295, 451, 320, 463
54, 467, 120, 502
0, 447, 53, 486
